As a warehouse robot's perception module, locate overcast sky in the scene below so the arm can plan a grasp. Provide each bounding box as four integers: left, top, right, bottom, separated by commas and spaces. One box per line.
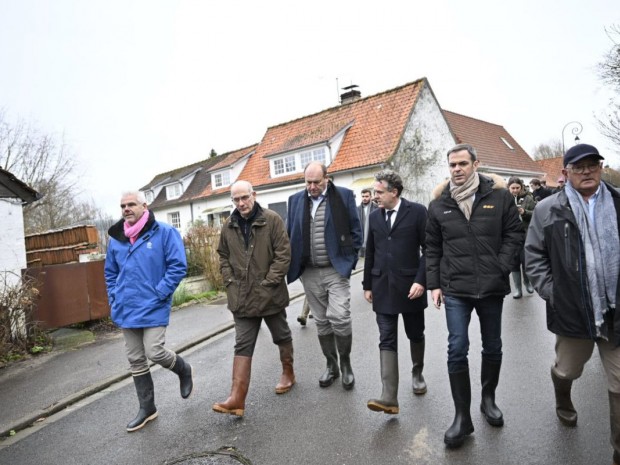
1, 0, 619, 216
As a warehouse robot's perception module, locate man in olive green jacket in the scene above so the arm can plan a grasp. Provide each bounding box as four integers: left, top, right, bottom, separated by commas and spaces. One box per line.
213, 180, 294, 417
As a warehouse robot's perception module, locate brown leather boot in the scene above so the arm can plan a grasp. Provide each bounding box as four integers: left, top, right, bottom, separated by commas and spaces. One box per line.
212, 356, 251, 417
275, 341, 296, 394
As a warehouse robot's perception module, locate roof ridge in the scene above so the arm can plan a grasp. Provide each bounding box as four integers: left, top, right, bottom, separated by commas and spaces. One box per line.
443, 109, 506, 130
267, 78, 427, 131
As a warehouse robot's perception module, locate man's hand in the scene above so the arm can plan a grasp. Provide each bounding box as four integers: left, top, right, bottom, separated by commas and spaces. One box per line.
431, 289, 443, 309
408, 283, 425, 300
364, 290, 373, 303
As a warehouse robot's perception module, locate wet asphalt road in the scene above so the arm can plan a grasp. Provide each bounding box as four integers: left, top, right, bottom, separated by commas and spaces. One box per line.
0, 272, 612, 465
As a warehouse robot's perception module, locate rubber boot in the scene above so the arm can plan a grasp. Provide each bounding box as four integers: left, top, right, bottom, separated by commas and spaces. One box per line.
298, 298, 310, 326
511, 271, 522, 299
444, 369, 474, 448
367, 350, 399, 414
551, 369, 577, 426
318, 333, 340, 387
480, 359, 504, 426
335, 334, 355, 390
127, 371, 158, 432
169, 354, 194, 399
410, 340, 427, 395
523, 270, 534, 294
275, 341, 296, 394
212, 356, 252, 417
609, 392, 620, 465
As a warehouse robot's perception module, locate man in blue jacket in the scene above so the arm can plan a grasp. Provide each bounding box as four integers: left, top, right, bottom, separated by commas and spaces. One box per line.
287, 162, 362, 390
104, 191, 191, 432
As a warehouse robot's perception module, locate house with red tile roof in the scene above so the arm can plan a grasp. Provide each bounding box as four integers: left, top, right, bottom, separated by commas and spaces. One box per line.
141, 78, 543, 232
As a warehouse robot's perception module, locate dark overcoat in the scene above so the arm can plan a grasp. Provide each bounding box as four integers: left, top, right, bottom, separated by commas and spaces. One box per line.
362, 198, 428, 314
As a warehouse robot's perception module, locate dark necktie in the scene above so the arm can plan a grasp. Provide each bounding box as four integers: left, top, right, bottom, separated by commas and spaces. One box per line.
386, 210, 394, 229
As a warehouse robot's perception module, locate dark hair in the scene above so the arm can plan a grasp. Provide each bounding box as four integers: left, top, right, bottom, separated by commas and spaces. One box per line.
447, 143, 477, 162
361, 188, 372, 195
374, 169, 403, 196
507, 177, 524, 189
530, 178, 541, 187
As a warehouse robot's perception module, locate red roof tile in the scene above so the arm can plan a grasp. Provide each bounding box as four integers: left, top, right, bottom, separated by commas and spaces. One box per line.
237, 79, 426, 188
535, 157, 565, 187
443, 110, 543, 174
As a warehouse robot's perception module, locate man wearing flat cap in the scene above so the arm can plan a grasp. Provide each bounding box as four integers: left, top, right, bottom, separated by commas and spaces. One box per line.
525, 144, 620, 465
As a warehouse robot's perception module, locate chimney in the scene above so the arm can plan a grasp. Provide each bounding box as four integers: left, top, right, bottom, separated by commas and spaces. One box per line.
340, 84, 361, 105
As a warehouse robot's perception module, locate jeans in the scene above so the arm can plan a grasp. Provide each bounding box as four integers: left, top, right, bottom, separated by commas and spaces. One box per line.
444, 295, 504, 373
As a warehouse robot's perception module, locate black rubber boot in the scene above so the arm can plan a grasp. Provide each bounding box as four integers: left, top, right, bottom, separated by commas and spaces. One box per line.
127, 371, 158, 432
170, 354, 194, 399
444, 369, 474, 448
410, 340, 427, 395
551, 369, 577, 426
511, 271, 522, 299
318, 333, 340, 387
335, 334, 355, 390
367, 350, 399, 414
480, 359, 504, 426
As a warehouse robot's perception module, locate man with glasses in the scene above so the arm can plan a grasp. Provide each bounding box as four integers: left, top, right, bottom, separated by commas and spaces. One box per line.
105, 191, 191, 432
213, 180, 294, 417
213, 181, 295, 417
287, 162, 363, 390
526, 144, 620, 465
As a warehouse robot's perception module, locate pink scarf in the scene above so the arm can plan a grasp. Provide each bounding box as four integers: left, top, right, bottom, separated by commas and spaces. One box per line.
124, 210, 150, 244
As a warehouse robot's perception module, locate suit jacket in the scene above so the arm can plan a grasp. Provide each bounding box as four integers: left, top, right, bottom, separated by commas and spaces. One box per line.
287, 185, 362, 283
363, 198, 428, 314
357, 201, 378, 244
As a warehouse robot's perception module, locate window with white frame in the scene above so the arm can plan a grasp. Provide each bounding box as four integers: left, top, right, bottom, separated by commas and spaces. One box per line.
166, 183, 182, 200
500, 137, 514, 150
213, 171, 231, 188
167, 211, 181, 229
272, 147, 327, 177
300, 148, 326, 168
145, 191, 154, 204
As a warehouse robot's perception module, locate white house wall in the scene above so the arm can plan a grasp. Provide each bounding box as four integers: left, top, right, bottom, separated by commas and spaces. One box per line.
391, 85, 455, 206
0, 198, 27, 288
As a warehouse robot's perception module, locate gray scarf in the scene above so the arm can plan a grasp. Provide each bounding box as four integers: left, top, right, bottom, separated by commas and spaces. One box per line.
450, 172, 480, 220
565, 182, 619, 338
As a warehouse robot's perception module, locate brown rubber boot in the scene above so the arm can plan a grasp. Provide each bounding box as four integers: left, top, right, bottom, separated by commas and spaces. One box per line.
212, 356, 252, 417
275, 341, 296, 394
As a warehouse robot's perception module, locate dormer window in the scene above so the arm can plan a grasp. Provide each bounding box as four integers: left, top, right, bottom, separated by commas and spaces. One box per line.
166, 183, 182, 200
213, 170, 231, 189
145, 191, 154, 204
270, 147, 327, 178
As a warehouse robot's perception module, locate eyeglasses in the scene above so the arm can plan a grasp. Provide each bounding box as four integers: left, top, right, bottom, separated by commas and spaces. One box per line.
120, 202, 138, 209
567, 162, 602, 174
231, 194, 252, 204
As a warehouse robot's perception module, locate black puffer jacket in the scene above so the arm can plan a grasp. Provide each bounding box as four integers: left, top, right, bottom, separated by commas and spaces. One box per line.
426, 174, 524, 298
524, 185, 620, 345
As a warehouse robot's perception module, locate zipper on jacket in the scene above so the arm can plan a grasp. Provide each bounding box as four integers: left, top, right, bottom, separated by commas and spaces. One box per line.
563, 222, 572, 269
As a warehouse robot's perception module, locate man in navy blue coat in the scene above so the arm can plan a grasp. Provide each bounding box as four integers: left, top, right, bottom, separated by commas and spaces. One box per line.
363, 170, 428, 415
287, 162, 362, 390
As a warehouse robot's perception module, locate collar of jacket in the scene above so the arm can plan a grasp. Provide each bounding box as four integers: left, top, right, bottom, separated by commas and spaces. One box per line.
108, 210, 157, 242
229, 203, 266, 228
437, 173, 500, 202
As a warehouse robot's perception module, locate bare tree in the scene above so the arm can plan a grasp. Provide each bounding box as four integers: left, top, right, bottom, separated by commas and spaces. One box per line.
597, 25, 620, 151
531, 140, 563, 160
0, 110, 91, 233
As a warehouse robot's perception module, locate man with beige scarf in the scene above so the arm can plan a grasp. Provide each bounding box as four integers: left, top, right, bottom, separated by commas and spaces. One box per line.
426, 144, 523, 448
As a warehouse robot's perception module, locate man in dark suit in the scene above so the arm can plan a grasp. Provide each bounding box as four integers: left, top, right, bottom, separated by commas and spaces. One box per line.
287, 162, 363, 390
357, 187, 378, 257
363, 170, 428, 415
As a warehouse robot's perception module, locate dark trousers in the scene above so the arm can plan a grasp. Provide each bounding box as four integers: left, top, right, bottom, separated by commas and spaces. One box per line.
233, 310, 292, 357
375, 311, 425, 352
444, 295, 503, 373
